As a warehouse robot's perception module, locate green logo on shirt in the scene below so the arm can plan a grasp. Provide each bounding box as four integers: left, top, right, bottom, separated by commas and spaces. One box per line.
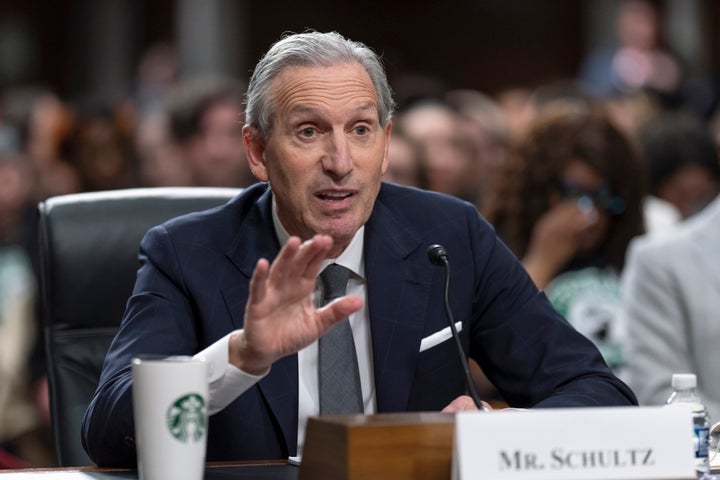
166, 393, 206, 443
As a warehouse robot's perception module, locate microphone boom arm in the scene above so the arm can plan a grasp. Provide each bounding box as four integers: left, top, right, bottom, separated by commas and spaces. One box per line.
428, 244, 489, 412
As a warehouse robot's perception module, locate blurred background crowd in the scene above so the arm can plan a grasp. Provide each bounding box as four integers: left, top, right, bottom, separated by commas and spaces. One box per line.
2, 0, 720, 468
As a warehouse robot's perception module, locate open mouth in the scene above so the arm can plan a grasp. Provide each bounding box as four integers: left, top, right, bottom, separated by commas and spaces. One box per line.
316, 191, 353, 201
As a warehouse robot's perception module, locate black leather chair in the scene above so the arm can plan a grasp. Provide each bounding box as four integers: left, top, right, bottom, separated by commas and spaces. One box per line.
38, 187, 241, 466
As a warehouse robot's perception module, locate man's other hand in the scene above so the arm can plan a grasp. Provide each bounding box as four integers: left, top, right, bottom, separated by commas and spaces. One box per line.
441, 395, 492, 413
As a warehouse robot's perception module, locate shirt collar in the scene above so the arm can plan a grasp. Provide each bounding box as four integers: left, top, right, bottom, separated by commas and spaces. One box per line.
271, 196, 365, 279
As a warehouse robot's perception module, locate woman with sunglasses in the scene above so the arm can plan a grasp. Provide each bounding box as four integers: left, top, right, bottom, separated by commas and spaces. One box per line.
483, 102, 645, 379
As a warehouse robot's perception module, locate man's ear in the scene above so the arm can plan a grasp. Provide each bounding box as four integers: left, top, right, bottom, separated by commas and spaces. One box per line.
243, 125, 269, 182
380, 121, 392, 175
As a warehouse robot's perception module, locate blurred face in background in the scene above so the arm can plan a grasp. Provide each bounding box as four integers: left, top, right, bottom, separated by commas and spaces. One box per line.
457, 116, 507, 204
400, 104, 471, 197
0, 155, 33, 237
617, 0, 659, 50
136, 113, 191, 187
656, 164, 720, 219
186, 99, 252, 187
0, 157, 31, 216
73, 115, 131, 191
554, 159, 612, 254
384, 134, 423, 187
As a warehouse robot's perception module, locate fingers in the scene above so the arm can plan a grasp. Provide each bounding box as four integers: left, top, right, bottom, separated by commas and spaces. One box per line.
441, 395, 480, 413
247, 258, 270, 305
268, 236, 302, 280
559, 200, 599, 229
246, 234, 336, 318
269, 235, 334, 281
317, 295, 363, 330
297, 235, 334, 279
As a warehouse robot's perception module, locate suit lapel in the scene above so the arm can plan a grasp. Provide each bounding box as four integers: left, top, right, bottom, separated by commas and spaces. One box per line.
364, 194, 434, 412
221, 188, 299, 455
221, 188, 280, 331
224, 188, 279, 285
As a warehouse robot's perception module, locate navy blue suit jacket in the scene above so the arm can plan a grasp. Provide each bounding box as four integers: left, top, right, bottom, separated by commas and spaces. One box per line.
82, 182, 636, 466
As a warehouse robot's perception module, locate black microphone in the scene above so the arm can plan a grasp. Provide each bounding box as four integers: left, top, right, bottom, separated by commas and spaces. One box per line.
427, 244, 449, 266
426, 244, 489, 411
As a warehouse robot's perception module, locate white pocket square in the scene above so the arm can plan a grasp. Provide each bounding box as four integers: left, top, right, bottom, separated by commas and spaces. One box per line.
419, 321, 462, 352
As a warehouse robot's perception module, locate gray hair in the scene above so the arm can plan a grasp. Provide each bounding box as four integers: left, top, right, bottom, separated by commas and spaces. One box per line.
244, 31, 395, 140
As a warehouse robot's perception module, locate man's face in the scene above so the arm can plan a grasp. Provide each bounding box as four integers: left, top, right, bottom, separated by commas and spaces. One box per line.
245, 62, 390, 257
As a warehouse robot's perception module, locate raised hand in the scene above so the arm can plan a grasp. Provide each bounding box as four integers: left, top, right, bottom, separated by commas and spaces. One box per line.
227, 234, 363, 375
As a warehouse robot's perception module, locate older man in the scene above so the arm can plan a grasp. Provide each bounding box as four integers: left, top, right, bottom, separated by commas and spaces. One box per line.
82, 31, 636, 467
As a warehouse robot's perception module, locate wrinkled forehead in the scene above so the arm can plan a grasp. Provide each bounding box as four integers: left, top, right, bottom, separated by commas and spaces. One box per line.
267, 62, 380, 118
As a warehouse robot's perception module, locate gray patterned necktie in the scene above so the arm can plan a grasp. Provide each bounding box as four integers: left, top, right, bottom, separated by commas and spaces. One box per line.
318, 264, 363, 415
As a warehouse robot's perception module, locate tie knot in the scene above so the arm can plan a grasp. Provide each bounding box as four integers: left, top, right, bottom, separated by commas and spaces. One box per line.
320, 264, 350, 303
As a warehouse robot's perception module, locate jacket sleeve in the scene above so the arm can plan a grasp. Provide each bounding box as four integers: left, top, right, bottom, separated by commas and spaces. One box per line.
621, 239, 687, 407
464, 205, 637, 408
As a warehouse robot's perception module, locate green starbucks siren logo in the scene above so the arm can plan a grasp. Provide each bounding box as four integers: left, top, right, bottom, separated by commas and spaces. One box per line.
166, 393, 207, 443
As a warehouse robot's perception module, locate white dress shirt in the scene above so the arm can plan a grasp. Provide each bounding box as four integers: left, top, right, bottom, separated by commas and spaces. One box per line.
194, 201, 375, 454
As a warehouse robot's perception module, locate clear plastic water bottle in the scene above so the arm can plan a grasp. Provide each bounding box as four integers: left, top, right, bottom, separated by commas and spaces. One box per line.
666, 373, 711, 478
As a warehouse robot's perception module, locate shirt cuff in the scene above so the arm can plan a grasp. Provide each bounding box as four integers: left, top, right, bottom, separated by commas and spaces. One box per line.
193, 332, 269, 415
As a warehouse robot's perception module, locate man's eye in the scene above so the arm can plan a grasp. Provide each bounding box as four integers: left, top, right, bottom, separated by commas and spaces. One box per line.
355, 125, 369, 135
300, 127, 316, 137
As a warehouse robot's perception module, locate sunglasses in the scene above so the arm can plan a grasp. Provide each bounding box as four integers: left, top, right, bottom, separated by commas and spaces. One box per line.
557, 180, 626, 216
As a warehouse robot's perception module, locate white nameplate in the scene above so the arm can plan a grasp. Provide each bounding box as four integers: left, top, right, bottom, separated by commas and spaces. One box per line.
453, 406, 695, 480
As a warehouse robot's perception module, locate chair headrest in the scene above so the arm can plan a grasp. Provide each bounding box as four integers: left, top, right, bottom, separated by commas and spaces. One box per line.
38, 187, 241, 330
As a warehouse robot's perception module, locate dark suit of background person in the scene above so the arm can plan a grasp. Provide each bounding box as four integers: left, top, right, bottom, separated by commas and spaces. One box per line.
82, 181, 636, 467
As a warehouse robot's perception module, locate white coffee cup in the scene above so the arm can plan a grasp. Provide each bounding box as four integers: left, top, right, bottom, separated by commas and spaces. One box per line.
131, 356, 209, 480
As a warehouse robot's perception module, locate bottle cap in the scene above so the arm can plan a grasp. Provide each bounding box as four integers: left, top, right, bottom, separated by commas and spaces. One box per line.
671, 373, 697, 389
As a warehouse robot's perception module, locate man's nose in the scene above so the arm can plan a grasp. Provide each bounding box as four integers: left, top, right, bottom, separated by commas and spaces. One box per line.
322, 131, 353, 177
